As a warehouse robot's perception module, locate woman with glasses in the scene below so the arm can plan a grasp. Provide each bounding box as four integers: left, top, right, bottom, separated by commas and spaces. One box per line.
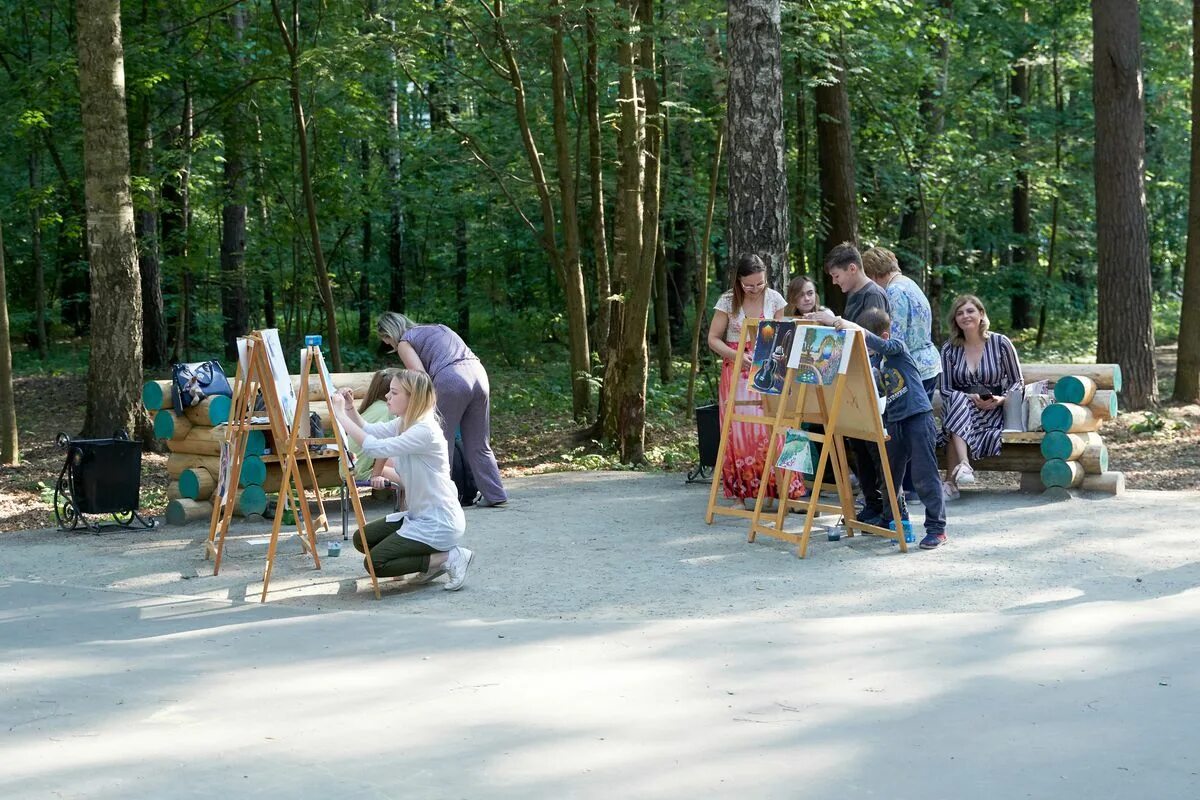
706, 254, 804, 509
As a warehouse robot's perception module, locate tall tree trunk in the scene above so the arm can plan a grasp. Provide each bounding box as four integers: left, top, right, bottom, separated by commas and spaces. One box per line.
815, 57, 860, 313
792, 54, 808, 275
1010, 18, 1034, 331
28, 149, 49, 359
603, 0, 661, 462
549, 0, 591, 417
163, 87, 193, 361
360, 140, 373, 344
1037, 13, 1066, 350
600, 0, 645, 448
455, 216, 470, 340
133, 97, 168, 369
654, 52, 673, 384
271, 0, 342, 369
586, 3, 612, 357
1175, 0, 1200, 402
0, 221, 17, 464
488, 0, 590, 419
1092, 0, 1157, 409
76, 0, 146, 439
386, 17, 406, 313
220, 6, 250, 363
686, 122, 724, 414
726, 0, 789, 288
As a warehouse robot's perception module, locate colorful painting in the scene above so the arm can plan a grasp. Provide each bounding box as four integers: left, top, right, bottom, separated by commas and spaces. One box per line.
748, 320, 797, 395
792, 326, 853, 386
775, 429, 814, 475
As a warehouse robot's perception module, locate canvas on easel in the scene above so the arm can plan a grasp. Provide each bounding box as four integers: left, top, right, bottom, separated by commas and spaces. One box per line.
205, 332, 381, 602
746, 324, 906, 556
704, 318, 803, 525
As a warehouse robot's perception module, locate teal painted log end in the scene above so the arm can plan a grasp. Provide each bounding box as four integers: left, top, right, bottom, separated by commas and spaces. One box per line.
1041, 403, 1074, 433
245, 430, 267, 456
1097, 445, 1109, 473
143, 381, 166, 411
1054, 375, 1087, 404
153, 410, 175, 439
179, 469, 200, 499
1105, 391, 1119, 418
240, 454, 267, 486
1040, 431, 1073, 461
1041, 458, 1076, 489
238, 485, 268, 517
207, 394, 232, 425
165, 500, 189, 526
1112, 364, 1122, 393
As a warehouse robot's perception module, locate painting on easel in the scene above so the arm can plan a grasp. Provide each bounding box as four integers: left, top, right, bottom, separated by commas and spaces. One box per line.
792, 325, 852, 386
749, 319, 796, 395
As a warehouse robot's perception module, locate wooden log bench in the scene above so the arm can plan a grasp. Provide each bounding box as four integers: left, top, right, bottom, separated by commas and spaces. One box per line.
145, 370, 379, 523
935, 362, 1126, 495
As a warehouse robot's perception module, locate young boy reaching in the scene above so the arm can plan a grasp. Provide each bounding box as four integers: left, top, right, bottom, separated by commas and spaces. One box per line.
805, 306, 947, 550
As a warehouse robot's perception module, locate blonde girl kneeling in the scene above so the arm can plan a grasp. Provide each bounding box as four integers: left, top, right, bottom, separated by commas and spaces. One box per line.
330, 369, 474, 590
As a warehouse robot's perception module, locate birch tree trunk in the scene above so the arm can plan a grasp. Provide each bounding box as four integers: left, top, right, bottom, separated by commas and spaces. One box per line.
76, 0, 146, 438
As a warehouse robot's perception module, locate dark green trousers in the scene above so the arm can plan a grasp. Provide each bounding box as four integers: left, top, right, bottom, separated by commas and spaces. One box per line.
352, 517, 440, 578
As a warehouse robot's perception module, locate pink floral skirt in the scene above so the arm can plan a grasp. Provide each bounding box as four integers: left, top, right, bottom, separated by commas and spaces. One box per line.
718, 357, 805, 502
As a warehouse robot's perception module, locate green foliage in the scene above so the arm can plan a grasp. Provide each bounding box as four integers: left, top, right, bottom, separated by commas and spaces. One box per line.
1, 0, 1196, 468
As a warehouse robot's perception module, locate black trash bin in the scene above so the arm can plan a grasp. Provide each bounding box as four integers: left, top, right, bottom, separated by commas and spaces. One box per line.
53, 431, 155, 531
687, 403, 721, 482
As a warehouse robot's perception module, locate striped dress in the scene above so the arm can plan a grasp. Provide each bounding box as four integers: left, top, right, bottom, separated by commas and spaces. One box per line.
938, 333, 1023, 459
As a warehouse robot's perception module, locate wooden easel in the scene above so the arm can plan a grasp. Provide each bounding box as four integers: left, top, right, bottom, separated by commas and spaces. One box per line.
747, 324, 907, 556
205, 332, 380, 601
704, 317, 797, 524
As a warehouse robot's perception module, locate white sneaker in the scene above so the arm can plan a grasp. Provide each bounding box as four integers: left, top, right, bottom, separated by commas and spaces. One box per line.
408, 563, 447, 585
444, 546, 475, 591
942, 480, 960, 502
952, 462, 977, 486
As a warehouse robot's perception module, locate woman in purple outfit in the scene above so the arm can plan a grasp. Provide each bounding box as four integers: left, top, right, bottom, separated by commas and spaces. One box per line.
376, 312, 508, 507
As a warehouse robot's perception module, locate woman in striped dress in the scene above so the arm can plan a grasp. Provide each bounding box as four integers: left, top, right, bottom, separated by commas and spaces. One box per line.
939, 294, 1024, 500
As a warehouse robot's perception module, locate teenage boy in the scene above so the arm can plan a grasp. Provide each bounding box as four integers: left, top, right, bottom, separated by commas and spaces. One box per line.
821, 243, 890, 524
807, 306, 947, 549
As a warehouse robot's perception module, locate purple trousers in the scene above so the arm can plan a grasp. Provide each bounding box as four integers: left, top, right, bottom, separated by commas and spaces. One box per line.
434, 361, 507, 505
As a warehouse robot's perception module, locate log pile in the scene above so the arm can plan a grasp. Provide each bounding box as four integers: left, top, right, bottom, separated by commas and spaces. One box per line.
144, 371, 379, 524
937, 364, 1125, 495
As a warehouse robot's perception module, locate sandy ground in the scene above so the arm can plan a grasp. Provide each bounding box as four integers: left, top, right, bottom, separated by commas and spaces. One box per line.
2, 471, 1199, 799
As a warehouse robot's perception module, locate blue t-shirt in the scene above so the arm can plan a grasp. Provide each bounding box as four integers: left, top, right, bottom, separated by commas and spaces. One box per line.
860, 330, 933, 424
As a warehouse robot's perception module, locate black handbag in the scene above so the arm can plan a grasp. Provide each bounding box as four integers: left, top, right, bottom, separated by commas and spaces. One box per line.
172, 360, 233, 413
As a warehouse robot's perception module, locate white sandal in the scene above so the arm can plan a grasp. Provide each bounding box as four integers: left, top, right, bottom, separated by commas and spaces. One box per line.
951, 462, 977, 486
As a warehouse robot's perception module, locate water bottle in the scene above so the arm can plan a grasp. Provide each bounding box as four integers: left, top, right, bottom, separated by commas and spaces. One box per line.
888, 519, 915, 544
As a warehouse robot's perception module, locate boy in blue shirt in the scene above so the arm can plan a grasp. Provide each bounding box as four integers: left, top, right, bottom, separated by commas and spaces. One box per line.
807, 306, 947, 549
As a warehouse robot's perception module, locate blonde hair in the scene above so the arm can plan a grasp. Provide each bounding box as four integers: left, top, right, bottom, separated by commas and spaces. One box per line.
861, 246, 900, 280
359, 369, 397, 414
376, 311, 415, 347
947, 294, 991, 347
391, 369, 438, 432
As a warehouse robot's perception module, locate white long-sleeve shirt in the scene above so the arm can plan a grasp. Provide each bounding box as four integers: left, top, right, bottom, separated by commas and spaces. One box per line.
360, 412, 465, 551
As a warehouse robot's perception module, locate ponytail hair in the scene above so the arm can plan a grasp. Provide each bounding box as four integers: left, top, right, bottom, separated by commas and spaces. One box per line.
358, 369, 397, 414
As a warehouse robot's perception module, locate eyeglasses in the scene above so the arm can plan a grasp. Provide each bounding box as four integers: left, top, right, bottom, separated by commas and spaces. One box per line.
740, 281, 767, 292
